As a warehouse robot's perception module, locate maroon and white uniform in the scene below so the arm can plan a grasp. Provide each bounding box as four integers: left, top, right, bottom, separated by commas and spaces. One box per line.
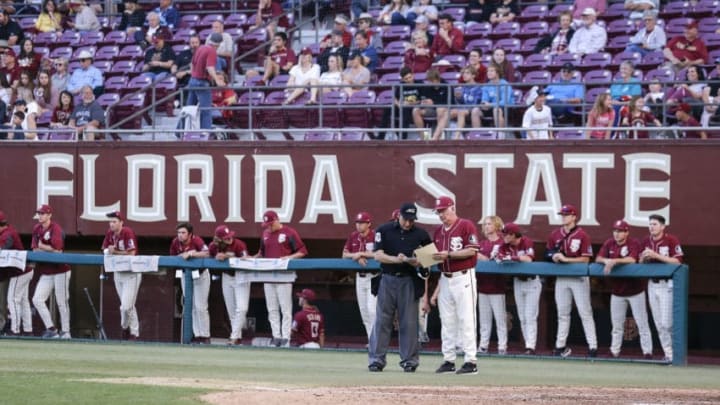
2, 224, 33, 334
292, 305, 324, 348
476, 238, 507, 353
500, 236, 541, 351
433, 218, 479, 364
641, 233, 683, 361
259, 225, 308, 343
170, 235, 211, 339
102, 226, 141, 337
31, 221, 71, 336
209, 238, 249, 341
546, 226, 597, 351
598, 238, 652, 357
344, 229, 376, 339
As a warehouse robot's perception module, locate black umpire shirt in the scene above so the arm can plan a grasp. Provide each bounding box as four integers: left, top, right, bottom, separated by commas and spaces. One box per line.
373, 221, 431, 276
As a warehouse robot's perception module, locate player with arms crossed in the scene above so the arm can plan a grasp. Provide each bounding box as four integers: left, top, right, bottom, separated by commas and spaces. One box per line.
640, 214, 683, 363
342, 211, 377, 342
102, 211, 142, 340
292, 288, 325, 349
596, 220, 653, 359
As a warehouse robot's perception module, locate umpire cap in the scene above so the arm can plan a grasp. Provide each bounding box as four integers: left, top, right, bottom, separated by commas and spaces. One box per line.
399, 203, 417, 220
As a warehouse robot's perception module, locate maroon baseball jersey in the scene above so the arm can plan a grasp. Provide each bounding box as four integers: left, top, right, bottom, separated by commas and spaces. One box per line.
546, 226, 593, 258
259, 225, 308, 259
433, 218, 480, 273
292, 306, 324, 346
641, 233, 684, 263
498, 236, 536, 262
208, 238, 248, 258
598, 237, 645, 297
477, 237, 505, 294
31, 221, 70, 275
0, 224, 28, 279
343, 230, 375, 254
102, 226, 138, 253
269, 47, 297, 74
169, 235, 208, 256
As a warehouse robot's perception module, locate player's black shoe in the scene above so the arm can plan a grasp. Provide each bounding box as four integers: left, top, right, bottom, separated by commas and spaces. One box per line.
553, 347, 572, 357
368, 362, 384, 372
588, 348, 598, 358
435, 361, 456, 374
456, 362, 478, 375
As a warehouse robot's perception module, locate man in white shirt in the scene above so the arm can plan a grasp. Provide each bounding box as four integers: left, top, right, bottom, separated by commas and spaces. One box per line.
568, 8, 607, 56
625, 10, 666, 57
522, 90, 553, 139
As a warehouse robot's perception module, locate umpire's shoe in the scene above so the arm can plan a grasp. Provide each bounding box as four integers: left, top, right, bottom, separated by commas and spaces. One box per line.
368, 362, 384, 372
435, 361, 456, 374
456, 362, 478, 375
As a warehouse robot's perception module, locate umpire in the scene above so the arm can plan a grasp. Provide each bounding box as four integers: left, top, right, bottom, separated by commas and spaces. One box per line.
368, 203, 431, 372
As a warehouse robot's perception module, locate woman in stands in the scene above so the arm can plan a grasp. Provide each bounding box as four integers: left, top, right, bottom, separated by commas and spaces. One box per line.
251, 0, 289, 38
475, 63, 515, 136
586, 93, 615, 139
67, 0, 100, 32
407, 0, 439, 27
450, 66, 483, 139
620, 95, 662, 139
489, 0, 520, 24
33, 70, 55, 112
50, 57, 69, 95
378, 0, 411, 26
12, 70, 35, 105
666, 66, 706, 118
50, 90, 73, 128
491, 48, 516, 84
284, 48, 321, 105
403, 31, 434, 74
17, 39, 42, 78
35, 0, 63, 32
318, 55, 343, 95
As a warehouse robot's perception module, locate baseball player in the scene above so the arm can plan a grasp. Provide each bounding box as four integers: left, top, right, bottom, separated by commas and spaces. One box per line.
497, 222, 539, 354
170, 222, 211, 344
547, 204, 598, 357
640, 214, 683, 363
101, 211, 141, 340
596, 220, 653, 358
431, 196, 480, 375
208, 224, 250, 346
1, 211, 33, 336
257, 210, 308, 347
291, 288, 325, 349
31, 204, 72, 339
475, 215, 508, 355
342, 211, 377, 341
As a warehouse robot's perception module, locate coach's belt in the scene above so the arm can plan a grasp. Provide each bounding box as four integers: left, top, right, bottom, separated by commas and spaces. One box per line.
442, 270, 469, 278
386, 272, 412, 277
516, 275, 537, 281
650, 278, 670, 283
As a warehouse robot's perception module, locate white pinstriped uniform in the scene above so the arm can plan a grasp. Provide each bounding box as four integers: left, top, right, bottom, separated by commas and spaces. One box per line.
103, 226, 143, 337
8, 270, 34, 334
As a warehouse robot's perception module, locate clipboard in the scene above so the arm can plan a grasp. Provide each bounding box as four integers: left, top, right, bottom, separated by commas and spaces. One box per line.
414, 243, 442, 268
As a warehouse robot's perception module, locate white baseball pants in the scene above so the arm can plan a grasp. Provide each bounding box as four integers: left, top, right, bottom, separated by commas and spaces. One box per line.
0, 279, 7, 330
355, 273, 377, 339
32, 272, 71, 332
477, 292, 507, 352
222, 273, 251, 340
648, 280, 673, 360
114, 272, 142, 336
8, 271, 34, 334
610, 291, 653, 356
513, 276, 542, 350
264, 282, 293, 340
181, 270, 211, 338
438, 270, 477, 363
555, 276, 597, 349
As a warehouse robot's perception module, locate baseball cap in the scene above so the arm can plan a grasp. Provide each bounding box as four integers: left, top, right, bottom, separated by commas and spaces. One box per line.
334, 15, 348, 25
390, 209, 400, 221
561, 62, 575, 71
687, 21, 698, 29
214, 224, 235, 239
2, 48, 15, 58
208, 32, 223, 45
296, 288, 317, 301
358, 12, 373, 22
642, 10, 658, 19
581, 7, 597, 16
501, 222, 522, 235
300, 46, 313, 56
106, 211, 124, 221
677, 103, 692, 113
0, 211, 6, 222
355, 211, 372, 223
77, 50, 93, 60
613, 220, 629, 231
399, 202, 417, 221
36, 204, 53, 214
262, 210, 279, 227
434, 196, 454, 212
558, 204, 578, 216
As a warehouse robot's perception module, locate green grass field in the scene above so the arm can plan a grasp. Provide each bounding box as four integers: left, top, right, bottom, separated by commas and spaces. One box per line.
1, 339, 719, 404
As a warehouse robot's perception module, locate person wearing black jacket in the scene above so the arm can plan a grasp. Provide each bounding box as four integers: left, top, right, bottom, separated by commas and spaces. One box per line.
534, 11, 575, 55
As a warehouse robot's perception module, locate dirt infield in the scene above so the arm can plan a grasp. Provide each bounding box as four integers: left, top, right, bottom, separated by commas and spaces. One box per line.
83, 378, 720, 404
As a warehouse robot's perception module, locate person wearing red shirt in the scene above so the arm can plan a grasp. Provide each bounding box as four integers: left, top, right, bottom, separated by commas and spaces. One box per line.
640, 214, 684, 363
404, 30, 434, 74
292, 288, 325, 348
475, 215, 508, 355
102, 211, 142, 340
251, 0, 289, 38
674, 102, 707, 139
1, 211, 32, 336
187, 32, 222, 130
663, 21, 708, 71
342, 211, 377, 342
430, 13, 464, 57
257, 210, 308, 347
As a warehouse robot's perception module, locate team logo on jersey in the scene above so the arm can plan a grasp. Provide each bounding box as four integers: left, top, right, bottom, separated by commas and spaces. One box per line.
278, 233, 286, 243
659, 246, 669, 257
450, 236, 463, 251
570, 239, 581, 253
469, 234, 478, 244
119, 240, 125, 250
365, 242, 374, 252
490, 244, 500, 259
620, 245, 628, 257
375, 232, 381, 243
44, 231, 51, 240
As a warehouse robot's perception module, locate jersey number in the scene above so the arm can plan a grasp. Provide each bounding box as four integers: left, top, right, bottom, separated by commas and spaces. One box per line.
310, 321, 319, 338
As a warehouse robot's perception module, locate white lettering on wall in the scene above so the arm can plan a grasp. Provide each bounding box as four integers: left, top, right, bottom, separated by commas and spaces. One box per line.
412, 153, 456, 224
563, 154, 615, 226
126, 154, 166, 222
225, 155, 245, 223
624, 153, 671, 225
516, 153, 562, 225
464, 154, 514, 221
35, 153, 74, 207
80, 154, 120, 221
176, 154, 216, 222
300, 155, 348, 224
254, 155, 295, 224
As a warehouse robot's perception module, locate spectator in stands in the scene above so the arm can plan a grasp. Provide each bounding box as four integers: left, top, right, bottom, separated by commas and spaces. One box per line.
0, 70, 9, 106
490, 48, 516, 84
522, 90, 553, 139
701, 58, 720, 127
376, 66, 421, 140
354, 13, 382, 50
663, 21, 707, 72
117, 0, 145, 37
252, 0, 290, 38
8, 110, 24, 139
407, 0, 439, 28
67, 0, 100, 32
211, 71, 236, 123
476, 63, 514, 135
568, 8, 607, 56
412, 68, 449, 140
644, 79, 666, 121
12, 98, 39, 140
247, 32, 296, 85
342, 50, 370, 97
284, 47, 320, 105
13, 70, 34, 106
461, 49, 487, 84
50, 90, 74, 128
673, 102, 706, 139
610, 61, 642, 105
34, 70, 55, 112
173, 34, 200, 90
35, 0, 63, 33
0, 0, 14, 14
66, 50, 103, 96
431, 13, 464, 57
207, 20, 233, 72
451, 66, 483, 139
328, 15, 352, 48
187, 33, 223, 131
351, 0, 375, 22
318, 30, 349, 73
142, 30, 175, 82
666, 65, 706, 118
534, 11, 575, 56
489, 0, 520, 24
571, 0, 605, 26
318, 54, 343, 94
411, 14, 433, 46
624, 0, 657, 22
545, 63, 584, 121
587, 92, 615, 139
51, 57, 69, 95
620, 95, 661, 139
68, 85, 104, 140
0, 10, 21, 47
379, 0, 411, 26
17, 39, 42, 78
136, 12, 171, 49
154, 0, 179, 30
404, 30, 434, 74
1, 49, 21, 87
625, 10, 666, 57
353, 31, 378, 73
466, 0, 492, 24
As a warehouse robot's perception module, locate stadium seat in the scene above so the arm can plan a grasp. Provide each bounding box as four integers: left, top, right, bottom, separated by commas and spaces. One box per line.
580, 52, 613, 71
464, 38, 493, 55
613, 69, 644, 81
445, 7, 466, 22
606, 19, 635, 36
583, 69, 613, 85
123, 75, 153, 96
98, 30, 128, 48
59, 30, 81, 47
465, 131, 498, 140
704, 33, 720, 51
662, 1, 691, 19
224, 13, 248, 28
96, 92, 121, 109
269, 74, 290, 88
80, 31, 105, 46
49, 46, 73, 61
180, 15, 200, 29
104, 76, 129, 93
695, 0, 720, 15
303, 130, 336, 141
117, 45, 144, 61
464, 22, 492, 41
200, 13, 224, 27
645, 68, 675, 83
181, 132, 211, 141
225, 27, 244, 41
440, 71, 461, 84
107, 60, 137, 78
344, 90, 376, 129
72, 46, 97, 61
371, 89, 394, 128
439, 54, 466, 69
518, 21, 549, 39
375, 55, 404, 76
520, 37, 541, 55
47, 131, 77, 141
33, 32, 59, 47
606, 35, 632, 53
603, 2, 629, 20
319, 91, 348, 128
256, 90, 291, 139
495, 38, 521, 53
336, 129, 366, 141
517, 4, 549, 23
518, 53, 551, 74
490, 22, 520, 40
611, 51, 643, 69
548, 4, 572, 21
637, 51, 665, 70
198, 28, 213, 42
381, 25, 411, 45
555, 130, 585, 139
522, 70, 551, 85
379, 40, 407, 58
